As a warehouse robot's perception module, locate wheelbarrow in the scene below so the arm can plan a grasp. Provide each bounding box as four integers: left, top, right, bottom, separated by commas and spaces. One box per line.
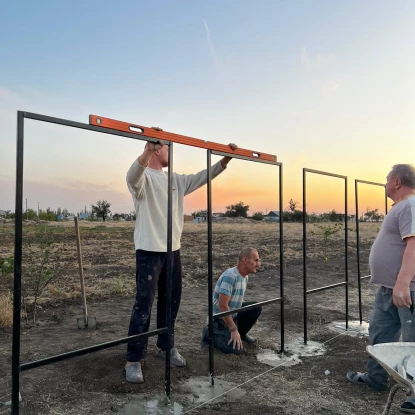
367, 343, 415, 415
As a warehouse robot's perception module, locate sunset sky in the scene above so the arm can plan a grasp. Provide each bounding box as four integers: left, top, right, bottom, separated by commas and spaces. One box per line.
1, 1, 413, 217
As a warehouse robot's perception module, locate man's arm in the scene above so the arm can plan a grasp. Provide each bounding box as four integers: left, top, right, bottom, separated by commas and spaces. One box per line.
126, 140, 163, 198
182, 143, 238, 196
393, 236, 415, 308
218, 293, 242, 351
220, 143, 237, 168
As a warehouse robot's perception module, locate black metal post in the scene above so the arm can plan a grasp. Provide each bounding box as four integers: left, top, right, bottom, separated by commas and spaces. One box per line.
207, 150, 214, 386
279, 164, 285, 352
345, 177, 349, 330
302, 168, 307, 344
355, 181, 363, 324
12, 111, 24, 415
385, 187, 388, 215
165, 142, 173, 402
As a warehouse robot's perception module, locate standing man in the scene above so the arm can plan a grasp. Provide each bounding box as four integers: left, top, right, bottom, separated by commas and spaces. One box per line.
201, 247, 262, 354
125, 136, 237, 383
347, 164, 415, 413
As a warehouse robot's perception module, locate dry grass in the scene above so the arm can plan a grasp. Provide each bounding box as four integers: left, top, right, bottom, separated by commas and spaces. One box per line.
0, 292, 13, 327
0, 220, 381, 305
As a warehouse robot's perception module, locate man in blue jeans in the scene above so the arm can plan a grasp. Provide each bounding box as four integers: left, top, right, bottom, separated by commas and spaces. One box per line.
201, 247, 262, 354
347, 164, 415, 413
125, 136, 237, 384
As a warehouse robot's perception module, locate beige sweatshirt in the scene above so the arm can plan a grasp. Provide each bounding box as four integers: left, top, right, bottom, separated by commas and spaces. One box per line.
126, 159, 225, 252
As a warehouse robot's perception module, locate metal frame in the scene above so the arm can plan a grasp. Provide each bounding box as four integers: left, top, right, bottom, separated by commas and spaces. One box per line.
206, 152, 284, 385
355, 179, 388, 324
302, 168, 349, 344
12, 112, 173, 414
12, 111, 279, 413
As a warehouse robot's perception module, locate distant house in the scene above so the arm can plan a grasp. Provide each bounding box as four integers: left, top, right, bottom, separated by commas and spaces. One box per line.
212, 212, 223, 218
183, 215, 193, 222
78, 213, 90, 220
192, 214, 207, 224
264, 210, 280, 222
0, 210, 6, 218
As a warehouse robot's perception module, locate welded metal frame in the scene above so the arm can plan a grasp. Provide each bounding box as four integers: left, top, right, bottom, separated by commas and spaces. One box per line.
206, 151, 284, 385
11, 111, 173, 414
355, 179, 388, 324
302, 168, 348, 344
12, 111, 279, 413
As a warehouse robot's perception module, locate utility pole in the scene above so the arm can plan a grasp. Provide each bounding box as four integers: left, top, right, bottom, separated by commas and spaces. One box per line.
38, 202, 40, 220
26, 199, 28, 220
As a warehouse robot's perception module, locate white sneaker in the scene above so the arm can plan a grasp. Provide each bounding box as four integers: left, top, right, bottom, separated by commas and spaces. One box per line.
125, 362, 144, 383
156, 348, 187, 367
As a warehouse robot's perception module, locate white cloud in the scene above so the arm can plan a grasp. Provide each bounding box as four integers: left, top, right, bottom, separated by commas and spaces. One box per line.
301, 48, 335, 71
323, 77, 341, 93
203, 18, 220, 72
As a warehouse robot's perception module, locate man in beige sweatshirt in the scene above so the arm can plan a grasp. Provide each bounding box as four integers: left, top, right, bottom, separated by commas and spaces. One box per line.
125, 138, 236, 383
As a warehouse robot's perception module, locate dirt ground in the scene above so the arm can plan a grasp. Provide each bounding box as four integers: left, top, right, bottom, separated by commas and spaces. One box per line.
1, 220, 406, 414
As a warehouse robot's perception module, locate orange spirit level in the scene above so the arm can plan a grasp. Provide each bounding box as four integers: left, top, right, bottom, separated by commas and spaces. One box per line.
89, 115, 277, 164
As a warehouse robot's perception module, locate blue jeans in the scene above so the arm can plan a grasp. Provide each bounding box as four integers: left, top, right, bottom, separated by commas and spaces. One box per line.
367, 286, 415, 391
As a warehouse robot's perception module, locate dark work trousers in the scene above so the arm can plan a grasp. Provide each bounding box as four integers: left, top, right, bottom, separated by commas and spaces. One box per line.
202, 301, 262, 354
126, 249, 182, 362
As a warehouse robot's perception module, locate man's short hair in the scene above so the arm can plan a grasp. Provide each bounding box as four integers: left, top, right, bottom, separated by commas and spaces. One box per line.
390, 164, 415, 189
238, 247, 257, 262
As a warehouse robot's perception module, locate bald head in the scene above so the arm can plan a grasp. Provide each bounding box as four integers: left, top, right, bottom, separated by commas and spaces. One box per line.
238, 247, 258, 262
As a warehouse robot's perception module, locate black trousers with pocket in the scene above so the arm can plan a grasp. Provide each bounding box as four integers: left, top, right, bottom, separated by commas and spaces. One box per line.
126, 249, 182, 362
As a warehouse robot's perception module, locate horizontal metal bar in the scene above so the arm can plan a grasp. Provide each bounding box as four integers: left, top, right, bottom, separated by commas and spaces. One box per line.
19, 328, 167, 372
304, 168, 347, 180
89, 115, 278, 163
214, 297, 281, 319
211, 150, 280, 165
361, 275, 371, 280
22, 112, 161, 143
307, 281, 347, 295
356, 179, 385, 187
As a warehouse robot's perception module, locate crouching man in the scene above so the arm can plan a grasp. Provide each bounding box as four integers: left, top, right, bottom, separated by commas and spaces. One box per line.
201, 247, 262, 354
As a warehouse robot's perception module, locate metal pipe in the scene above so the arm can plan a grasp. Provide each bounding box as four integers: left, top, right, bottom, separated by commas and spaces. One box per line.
355, 180, 363, 324
211, 150, 279, 166
361, 275, 371, 280
12, 111, 24, 415
303, 168, 307, 344
303, 168, 347, 180
279, 164, 285, 353
20, 329, 167, 372
345, 177, 349, 330
23, 111, 161, 144
213, 297, 282, 319
207, 150, 214, 386
355, 179, 386, 187
307, 281, 347, 294
165, 142, 173, 401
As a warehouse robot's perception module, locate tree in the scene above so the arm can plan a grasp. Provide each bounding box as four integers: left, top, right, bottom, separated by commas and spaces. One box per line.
364, 208, 383, 222
191, 209, 207, 218
283, 199, 303, 222
91, 200, 111, 222
224, 201, 249, 218
251, 212, 264, 221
